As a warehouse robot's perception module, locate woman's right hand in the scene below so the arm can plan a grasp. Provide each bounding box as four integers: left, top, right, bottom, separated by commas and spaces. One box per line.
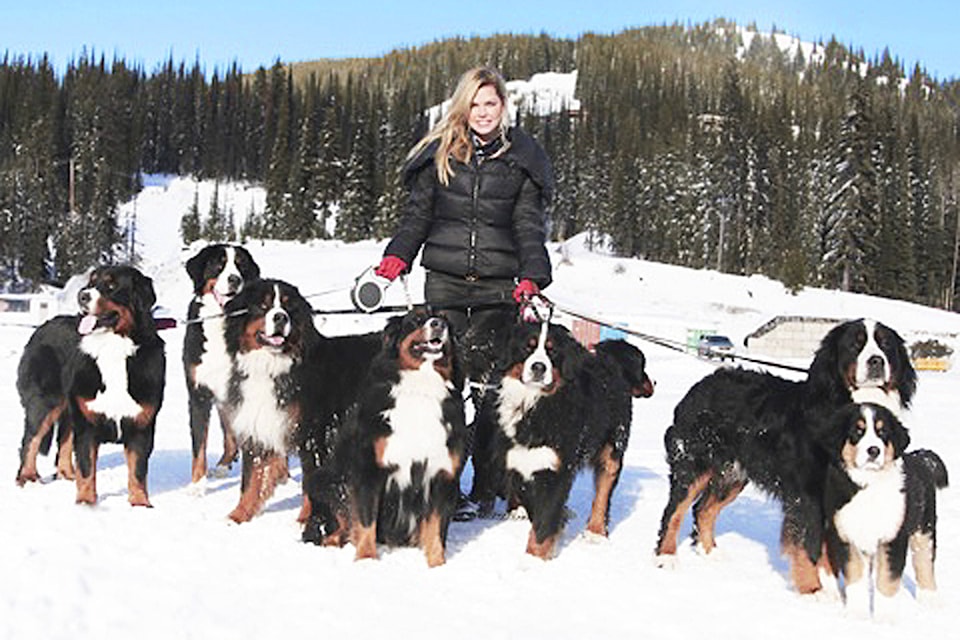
375, 255, 407, 281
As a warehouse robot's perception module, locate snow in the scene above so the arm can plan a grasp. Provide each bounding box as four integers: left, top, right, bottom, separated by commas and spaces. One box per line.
427, 70, 580, 129
736, 27, 825, 68
2, 176, 958, 639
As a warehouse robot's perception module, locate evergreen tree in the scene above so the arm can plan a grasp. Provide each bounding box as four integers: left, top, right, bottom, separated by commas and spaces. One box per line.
822, 80, 880, 292
180, 187, 201, 244
202, 181, 232, 241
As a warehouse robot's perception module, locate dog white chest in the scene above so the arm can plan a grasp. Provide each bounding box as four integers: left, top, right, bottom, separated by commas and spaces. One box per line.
497, 377, 560, 479
381, 364, 454, 490
193, 294, 232, 402
497, 377, 544, 439
834, 462, 906, 555
80, 331, 142, 423
231, 350, 294, 453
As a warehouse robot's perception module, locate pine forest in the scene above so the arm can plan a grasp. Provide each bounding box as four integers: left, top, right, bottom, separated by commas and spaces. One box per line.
2, 20, 960, 310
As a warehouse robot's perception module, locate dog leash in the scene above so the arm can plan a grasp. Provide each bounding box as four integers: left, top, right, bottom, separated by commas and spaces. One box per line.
530, 293, 809, 375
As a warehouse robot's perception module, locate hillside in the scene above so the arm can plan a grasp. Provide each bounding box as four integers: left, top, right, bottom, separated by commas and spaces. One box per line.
4, 19, 960, 313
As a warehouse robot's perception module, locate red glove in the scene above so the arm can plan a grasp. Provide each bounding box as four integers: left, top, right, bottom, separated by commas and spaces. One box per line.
513, 279, 539, 303
375, 255, 407, 281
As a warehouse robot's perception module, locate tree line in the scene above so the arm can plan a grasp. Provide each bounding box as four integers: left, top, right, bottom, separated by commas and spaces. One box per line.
1, 20, 959, 309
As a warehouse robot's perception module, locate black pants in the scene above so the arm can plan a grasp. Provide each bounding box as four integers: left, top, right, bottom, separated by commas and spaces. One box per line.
424, 271, 517, 383
425, 271, 517, 469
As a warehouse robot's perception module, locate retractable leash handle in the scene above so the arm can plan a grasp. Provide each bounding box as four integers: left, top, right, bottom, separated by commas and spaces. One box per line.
350, 266, 394, 313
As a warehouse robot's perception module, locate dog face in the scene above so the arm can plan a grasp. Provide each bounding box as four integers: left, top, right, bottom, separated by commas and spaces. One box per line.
835, 403, 910, 474
77, 266, 157, 337
186, 244, 260, 304
383, 308, 458, 382
224, 279, 314, 356
503, 321, 584, 392
813, 318, 916, 406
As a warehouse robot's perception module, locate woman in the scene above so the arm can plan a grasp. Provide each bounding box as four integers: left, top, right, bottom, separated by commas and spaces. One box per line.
375, 66, 554, 518
376, 65, 553, 376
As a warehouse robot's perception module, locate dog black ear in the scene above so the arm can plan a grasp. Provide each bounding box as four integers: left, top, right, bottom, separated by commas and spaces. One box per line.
807, 321, 852, 402
890, 414, 911, 457
185, 247, 212, 292
881, 322, 917, 408
824, 403, 859, 458
381, 314, 404, 354
134, 271, 157, 310
236, 246, 260, 280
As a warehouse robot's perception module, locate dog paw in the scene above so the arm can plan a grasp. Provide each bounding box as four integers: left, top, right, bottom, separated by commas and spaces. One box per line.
654, 553, 677, 570
916, 588, 943, 608
209, 463, 232, 479
185, 478, 208, 497
507, 505, 529, 520
581, 530, 608, 544
814, 570, 843, 603
693, 543, 724, 561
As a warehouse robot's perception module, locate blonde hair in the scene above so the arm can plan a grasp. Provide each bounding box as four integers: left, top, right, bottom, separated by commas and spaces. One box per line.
408, 66, 511, 185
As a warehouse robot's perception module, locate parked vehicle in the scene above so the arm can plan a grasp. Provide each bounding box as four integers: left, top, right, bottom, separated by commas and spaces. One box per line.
697, 334, 735, 361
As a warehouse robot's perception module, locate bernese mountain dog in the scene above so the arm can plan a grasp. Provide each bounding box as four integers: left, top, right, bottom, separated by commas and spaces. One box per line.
470, 321, 654, 559
343, 308, 467, 567
824, 403, 948, 617
182, 243, 260, 484
221, 278, 380, 525
16, 266, 166, 506
655, 318, 917, 594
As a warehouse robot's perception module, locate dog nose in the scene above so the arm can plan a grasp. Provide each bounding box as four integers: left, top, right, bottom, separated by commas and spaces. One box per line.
271, 310, 288, 331
530, 361, 547, 379
867, 445, 881, 460
227, 274, 242, 291
866, 355, 885, 377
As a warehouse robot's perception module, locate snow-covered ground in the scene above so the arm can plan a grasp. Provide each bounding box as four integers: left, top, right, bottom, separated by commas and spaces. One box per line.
2, 176, 957, 639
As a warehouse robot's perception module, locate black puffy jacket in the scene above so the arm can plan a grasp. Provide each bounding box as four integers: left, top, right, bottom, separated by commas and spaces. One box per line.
383, 126, 553, 288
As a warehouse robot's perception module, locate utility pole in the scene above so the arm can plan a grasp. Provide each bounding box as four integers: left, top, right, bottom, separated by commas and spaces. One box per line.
714, 209, 726, 272
68, 158, 76, 214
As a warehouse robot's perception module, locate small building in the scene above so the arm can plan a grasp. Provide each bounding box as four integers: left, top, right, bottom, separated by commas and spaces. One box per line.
0, 293, 59, 327
744, 315, 845, 359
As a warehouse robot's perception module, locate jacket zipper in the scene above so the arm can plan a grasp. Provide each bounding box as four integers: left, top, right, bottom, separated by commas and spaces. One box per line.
468, 163, 480, 275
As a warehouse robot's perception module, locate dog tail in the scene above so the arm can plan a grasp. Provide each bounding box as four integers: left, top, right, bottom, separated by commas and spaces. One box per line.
906, 449, 949, 489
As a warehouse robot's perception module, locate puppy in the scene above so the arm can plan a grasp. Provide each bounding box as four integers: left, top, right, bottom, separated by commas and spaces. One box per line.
345, 309, 466, 567
183, 244, 260, 483
824, 403, 948, 617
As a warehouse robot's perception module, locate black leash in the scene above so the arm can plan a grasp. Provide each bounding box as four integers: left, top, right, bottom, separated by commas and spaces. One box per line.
534, 294, 809, 375
312, 304, 412, 316
148, 280, 805, 375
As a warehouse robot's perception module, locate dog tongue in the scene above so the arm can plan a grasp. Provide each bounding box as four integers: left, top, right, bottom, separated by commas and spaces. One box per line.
78, 315, 98, 335
262, 334, 285, 347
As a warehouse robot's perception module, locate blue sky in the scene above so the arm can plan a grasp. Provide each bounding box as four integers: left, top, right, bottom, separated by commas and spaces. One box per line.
4, 1, 958, 80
